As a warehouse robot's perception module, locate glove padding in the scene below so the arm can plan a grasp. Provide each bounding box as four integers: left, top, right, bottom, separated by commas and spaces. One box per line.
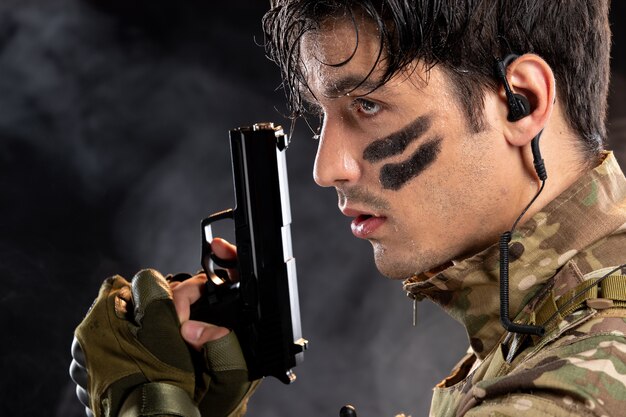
196, 332, 260, 416
70, 269, 259, 417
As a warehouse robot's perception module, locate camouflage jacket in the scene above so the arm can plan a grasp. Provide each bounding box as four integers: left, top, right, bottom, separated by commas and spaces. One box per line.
404, 152, 626, 417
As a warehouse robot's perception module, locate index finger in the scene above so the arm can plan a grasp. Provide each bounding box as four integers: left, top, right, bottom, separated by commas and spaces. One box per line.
211, 237, 237, 261
171, 274, 207, 324
210, 238, 239, 283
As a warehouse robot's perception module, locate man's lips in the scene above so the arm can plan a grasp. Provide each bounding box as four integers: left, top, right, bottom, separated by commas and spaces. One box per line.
341, 207, 387, 239
351, 215, 386, 238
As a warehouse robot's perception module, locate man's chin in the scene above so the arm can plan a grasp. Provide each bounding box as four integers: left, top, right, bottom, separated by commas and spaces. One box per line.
373, 253, 427, 281
372, 245, 454, 281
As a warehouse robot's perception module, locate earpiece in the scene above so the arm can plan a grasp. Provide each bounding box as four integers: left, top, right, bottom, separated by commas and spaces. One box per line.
496, 53, 547, 337
495, 54, 531, 122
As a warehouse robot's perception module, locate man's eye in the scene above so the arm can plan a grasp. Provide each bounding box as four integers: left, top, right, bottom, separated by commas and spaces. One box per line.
353, 98, 381, 116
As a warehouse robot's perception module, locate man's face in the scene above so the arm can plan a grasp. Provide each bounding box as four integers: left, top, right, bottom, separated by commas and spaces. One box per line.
302, 16, 526, 280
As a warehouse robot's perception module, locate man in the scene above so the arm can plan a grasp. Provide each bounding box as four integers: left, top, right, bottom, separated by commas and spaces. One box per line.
71, 1, 626, 416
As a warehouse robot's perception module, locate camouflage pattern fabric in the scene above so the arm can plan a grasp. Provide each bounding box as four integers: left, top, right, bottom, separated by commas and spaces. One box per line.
403, 152, 626, 416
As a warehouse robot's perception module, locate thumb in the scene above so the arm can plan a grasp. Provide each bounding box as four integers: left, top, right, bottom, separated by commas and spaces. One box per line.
181, 320, 230, 351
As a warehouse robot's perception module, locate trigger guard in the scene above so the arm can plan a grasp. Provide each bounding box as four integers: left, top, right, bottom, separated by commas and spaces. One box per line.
201, 208, 236, 280
206, 255, 233, 284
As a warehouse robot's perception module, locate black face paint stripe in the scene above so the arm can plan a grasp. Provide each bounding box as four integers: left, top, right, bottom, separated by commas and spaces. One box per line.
379, 136, 443, 190
363, 114, 432, 163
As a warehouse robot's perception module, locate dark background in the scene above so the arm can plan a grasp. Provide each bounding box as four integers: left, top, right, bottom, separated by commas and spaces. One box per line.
1, 1, 624, 416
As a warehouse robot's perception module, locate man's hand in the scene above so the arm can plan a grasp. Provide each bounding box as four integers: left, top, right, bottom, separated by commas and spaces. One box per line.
171, 238, 237, 350
70, 269, 200, 417
70, 250, 259, 417
171, 238, 260, 417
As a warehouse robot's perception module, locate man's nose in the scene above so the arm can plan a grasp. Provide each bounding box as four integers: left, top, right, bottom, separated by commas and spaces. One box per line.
313, 118, 361, 187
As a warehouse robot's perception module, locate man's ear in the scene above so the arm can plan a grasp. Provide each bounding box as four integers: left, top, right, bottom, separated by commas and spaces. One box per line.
500, 54, 556, 147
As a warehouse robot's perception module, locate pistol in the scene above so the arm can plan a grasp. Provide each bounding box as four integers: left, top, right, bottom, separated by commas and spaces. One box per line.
193, 122, 308, 384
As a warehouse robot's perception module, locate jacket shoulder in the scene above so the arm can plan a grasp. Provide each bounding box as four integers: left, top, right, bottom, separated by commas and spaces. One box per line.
464, 317, 626, 417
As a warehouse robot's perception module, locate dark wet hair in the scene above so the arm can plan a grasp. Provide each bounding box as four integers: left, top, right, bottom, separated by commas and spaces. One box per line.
263, 0, 611, 157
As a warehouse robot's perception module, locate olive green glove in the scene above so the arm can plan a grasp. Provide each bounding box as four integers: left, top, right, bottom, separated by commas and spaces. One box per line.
70, 269, 199, 417
70, 269, 259, 417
